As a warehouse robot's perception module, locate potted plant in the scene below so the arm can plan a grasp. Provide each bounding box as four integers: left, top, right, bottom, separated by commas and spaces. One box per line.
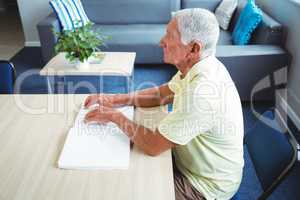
54, 22, 109, 70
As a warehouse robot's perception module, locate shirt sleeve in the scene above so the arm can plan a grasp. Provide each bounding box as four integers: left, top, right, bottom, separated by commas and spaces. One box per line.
167, 71, 181, 93
158, 89, 215, 145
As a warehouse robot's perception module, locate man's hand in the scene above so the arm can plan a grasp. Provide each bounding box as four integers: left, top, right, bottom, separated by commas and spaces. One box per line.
84, 104, 175, 157
84, 105, 120, 124
84, 94, 116, 108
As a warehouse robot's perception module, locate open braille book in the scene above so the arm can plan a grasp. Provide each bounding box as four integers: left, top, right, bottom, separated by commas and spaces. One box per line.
58, 105, 134, 170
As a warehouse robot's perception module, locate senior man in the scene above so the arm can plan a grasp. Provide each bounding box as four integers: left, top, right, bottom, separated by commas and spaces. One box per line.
84, 8, 244, 200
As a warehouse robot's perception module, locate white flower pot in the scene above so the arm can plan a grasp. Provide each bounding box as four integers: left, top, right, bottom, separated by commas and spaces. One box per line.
76, 60, 89, 70
88, 52, 105, 64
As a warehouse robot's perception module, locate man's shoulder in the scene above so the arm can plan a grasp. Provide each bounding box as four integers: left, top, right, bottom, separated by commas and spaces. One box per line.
191, 58, 235, 88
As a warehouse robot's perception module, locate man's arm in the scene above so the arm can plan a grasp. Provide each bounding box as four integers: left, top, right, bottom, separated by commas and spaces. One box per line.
111, 111, 176, 156
84, 83, 174, 108
111, 83, 174, 108
132, 83, 174, 107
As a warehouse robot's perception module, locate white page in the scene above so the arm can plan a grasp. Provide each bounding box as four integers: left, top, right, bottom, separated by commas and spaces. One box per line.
58, 106, 134, 170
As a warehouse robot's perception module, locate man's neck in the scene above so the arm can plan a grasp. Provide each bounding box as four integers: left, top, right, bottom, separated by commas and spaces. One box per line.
176, 59, 200, 79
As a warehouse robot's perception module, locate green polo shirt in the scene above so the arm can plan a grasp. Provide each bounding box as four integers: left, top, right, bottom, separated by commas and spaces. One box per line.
158, 56, 244, 200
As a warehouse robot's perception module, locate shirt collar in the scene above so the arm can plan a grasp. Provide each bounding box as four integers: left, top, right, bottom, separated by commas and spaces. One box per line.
179, 56, 215, 83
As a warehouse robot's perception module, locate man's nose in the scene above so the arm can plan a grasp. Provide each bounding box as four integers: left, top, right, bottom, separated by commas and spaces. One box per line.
159, 38, 165, 48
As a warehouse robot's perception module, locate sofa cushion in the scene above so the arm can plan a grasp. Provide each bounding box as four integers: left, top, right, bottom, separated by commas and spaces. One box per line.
215, 0, 238, 30
232, 0, 262, 45
181, 0, 222, 11
229, 0, 283, 45
94, 24, 166, 63
81, 0, 180, 24
218, 30, 233, 45
94, 25, 233, 62
95, 24, 166, 46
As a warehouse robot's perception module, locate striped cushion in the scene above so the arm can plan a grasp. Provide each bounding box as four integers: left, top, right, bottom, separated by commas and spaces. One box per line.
50, 0, 90, 31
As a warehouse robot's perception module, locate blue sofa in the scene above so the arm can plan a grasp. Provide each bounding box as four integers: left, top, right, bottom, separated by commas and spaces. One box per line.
37, 0, 290, 100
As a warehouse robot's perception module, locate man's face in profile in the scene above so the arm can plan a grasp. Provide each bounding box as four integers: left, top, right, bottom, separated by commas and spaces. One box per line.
159, 19, 190, 66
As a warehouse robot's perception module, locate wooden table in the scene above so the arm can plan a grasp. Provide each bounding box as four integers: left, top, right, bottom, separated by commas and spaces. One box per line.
0, 95, 175, 200
39, 52, 136, 94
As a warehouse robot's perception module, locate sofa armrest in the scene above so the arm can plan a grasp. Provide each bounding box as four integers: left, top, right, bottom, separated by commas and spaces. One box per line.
250, 11, 283, 46
37, 13, 61, 64
216, 45, 290, 100
217, 45, 288, 58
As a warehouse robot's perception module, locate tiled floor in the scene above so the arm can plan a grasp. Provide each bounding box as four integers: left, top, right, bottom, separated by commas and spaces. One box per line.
0, 7, 24, 60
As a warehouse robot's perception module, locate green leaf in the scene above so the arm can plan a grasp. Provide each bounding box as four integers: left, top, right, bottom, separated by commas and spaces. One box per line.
54, 23, 110, 62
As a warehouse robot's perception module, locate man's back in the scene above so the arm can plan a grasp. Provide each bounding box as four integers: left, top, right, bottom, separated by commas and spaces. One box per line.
159, 56, 244, 200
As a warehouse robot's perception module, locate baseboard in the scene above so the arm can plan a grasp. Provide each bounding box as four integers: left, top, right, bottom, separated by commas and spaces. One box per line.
25, 41, 41, 47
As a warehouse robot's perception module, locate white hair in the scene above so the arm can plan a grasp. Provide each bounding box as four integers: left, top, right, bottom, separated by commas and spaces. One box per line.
173, 8, 220, 59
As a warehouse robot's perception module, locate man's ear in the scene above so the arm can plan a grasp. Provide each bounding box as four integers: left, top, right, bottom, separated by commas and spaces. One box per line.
191, 41, 202, 54
187, 41, 202, 59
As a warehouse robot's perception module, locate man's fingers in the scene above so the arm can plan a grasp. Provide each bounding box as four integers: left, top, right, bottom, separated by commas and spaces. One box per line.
107, 102, 114, 107
84, 100, 89, 108
84, 113, 109, 124
84, 115, 98, 123
84, 96, 93, 108
85, 109, 98, 118
84, 95, 99, 108
84, 112, 99, 122
84, 95, 116, 109
84, 107, 112, 124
